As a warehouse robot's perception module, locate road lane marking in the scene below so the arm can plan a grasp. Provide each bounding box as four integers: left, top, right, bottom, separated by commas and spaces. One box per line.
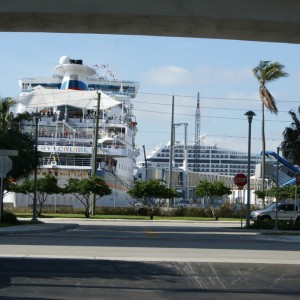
144, 228, 159, 236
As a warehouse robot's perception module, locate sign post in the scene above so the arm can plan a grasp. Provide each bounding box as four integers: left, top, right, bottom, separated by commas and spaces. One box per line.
0, 150, 18, 223
296, 173, 300, 186
294, 173, 300, 226
234, 173, 247, 228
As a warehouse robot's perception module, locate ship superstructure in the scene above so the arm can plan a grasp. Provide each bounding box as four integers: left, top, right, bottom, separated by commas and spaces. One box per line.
9, 56, 140, 208
19, 57, 139, 98
138, 141, 261, 177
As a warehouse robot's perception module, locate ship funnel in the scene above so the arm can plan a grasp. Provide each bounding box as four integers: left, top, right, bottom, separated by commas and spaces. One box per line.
54, 56, 96, 90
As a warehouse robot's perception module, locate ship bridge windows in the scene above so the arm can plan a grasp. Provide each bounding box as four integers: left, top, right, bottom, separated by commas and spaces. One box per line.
30, 83, 61, 90
88, 84, 136, 94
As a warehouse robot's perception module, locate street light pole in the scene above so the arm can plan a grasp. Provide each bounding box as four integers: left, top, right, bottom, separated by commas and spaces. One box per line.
183, 123, 188, 201
245, 110, 256, 228
32, 112, 39, 222
174, 123, 188, 200
143, 145, 148, 180
275, 146, 280, 229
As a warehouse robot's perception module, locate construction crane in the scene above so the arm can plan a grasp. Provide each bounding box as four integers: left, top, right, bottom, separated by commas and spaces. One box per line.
193, 92, 201, 172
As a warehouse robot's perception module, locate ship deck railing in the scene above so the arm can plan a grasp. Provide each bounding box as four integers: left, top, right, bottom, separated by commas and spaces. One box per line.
41, 155, 92, 167
22, 118, 129, 144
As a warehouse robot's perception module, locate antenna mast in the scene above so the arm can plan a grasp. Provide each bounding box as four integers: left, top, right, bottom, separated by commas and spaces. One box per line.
193, 92, 201, 172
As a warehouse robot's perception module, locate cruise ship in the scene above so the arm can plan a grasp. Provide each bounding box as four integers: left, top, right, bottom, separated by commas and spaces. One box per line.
8, 55, 140, 208
137, 140, 261, 177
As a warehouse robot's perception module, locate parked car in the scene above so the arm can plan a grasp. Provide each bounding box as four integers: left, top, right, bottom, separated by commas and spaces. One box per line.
250, 202, 300, 222
174, 199, 192, 208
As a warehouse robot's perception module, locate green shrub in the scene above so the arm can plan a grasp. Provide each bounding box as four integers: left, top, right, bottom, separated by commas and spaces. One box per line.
250, 219, 274, 229
174, 207, 211, 217
174, 207, 185, 216
2, 211, 19, 224
137, 207, 148, 216
295, 220, 300, 230
277, 220, 300, 230
250, 219, 300, 230
218, 202, 234, 217
95, 207, 136, 215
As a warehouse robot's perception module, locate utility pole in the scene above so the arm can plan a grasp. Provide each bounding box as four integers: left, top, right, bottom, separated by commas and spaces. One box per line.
32, 111, 40, 222
91, 91, 101, 216
169, 95, 175, 189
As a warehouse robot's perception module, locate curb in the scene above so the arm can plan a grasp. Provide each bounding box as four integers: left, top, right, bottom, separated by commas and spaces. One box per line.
0, 224, 79, 236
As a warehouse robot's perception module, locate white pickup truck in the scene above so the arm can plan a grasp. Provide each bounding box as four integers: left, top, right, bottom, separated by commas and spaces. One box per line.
250, 202, 300, 222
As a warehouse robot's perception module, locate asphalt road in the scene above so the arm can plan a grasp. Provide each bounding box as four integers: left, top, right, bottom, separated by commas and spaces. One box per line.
0, 220, 299, 263
1, 258, 300, 300
0, 220, 299, 299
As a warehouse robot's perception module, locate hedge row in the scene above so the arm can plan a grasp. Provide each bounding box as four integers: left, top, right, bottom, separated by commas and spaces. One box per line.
9, 202, 246, 218
250, 219, 300, 230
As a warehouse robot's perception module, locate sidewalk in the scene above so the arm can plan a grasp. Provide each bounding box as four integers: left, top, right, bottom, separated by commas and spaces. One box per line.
0, 222, 78, 235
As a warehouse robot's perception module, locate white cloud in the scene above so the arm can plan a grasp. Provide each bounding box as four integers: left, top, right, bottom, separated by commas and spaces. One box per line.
145, 66, 193, 87
144, 65, 253, 87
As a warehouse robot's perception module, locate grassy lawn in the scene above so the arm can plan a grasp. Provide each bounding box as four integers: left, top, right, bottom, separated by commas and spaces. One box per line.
0, 223, 12, 227
14, 212, 239, 222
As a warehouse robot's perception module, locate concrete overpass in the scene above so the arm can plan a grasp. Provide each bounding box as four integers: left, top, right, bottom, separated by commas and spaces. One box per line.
0, 0, 300, 44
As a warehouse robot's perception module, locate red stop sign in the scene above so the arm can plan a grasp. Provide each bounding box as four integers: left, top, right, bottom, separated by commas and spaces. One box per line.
234, 173, 247, 187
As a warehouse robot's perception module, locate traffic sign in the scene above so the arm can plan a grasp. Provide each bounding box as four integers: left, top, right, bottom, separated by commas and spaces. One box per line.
0, 156, 12, 178
234, 173, 247, 188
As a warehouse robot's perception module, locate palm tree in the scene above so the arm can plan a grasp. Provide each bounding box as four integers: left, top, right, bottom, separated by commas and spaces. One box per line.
0, 97, 37, 194
281, 106, 300, 166
253, 61, 288, 206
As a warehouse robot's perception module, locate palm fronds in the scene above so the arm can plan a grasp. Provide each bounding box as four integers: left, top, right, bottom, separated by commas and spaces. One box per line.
253, 60, 288, 113
259, 85, 278, 114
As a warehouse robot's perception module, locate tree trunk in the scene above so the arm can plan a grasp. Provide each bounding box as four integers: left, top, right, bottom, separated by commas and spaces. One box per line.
149, 209, 154, 220
261, 102, 266, 208
37, 202, 42, 217
85, 209, 90, 218
209, 204, 218, 221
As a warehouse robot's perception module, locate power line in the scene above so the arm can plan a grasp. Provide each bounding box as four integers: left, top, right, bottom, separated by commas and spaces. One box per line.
138, 129, 282, 141
133, 108, 292, 123
136, 91, 300, 103
132, 100, 293, 114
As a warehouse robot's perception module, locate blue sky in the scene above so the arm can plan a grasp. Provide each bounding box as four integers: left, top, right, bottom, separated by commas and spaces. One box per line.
1, 32, 299, 157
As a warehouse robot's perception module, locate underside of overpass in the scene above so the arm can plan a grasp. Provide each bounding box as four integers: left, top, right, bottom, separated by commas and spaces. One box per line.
1, 0, 300, 44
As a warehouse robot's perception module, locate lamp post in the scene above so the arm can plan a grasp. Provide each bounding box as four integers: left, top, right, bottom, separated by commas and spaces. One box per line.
143, 145, 148, 180
275, 146, 280, 229
32, 111, 40, 222
173, 123, 188, 200
245, 110, 256, 228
